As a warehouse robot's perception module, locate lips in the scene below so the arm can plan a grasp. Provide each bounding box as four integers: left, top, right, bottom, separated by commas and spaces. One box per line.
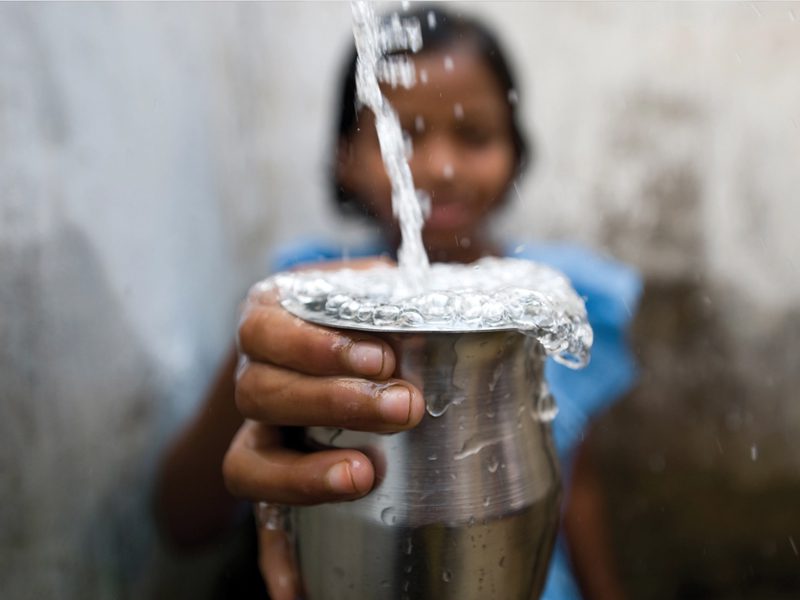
425, 202, 471, 231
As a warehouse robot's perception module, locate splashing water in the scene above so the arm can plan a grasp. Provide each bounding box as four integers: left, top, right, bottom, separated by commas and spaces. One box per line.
271, 4, 594, 370
350, 1, 429, 290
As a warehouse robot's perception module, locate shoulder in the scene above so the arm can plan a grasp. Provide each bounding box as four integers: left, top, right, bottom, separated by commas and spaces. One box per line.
509, 241, 642, 329
269, 238, 388, 273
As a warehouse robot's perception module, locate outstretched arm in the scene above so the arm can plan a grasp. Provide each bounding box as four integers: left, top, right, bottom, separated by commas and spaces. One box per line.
564, 440, 627, 600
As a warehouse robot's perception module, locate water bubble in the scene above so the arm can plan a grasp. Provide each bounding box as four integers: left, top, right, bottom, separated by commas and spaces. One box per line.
339, 300, 359, 320
427, 453, 438, 461
442, 163, 454, 179
419, 68, 429, 84
481, 300, 506, 325
483, 496, 491, 507
453, 103, 464, 119
380, 506, 398, 525
487, 457, 500, 473
404, 564, 414, 574
356, 303, 375, 322
325, 293, 349, 314
400, 308, 424, 326
442, 569, 452, 583
404, 536, 414, 555
414, 115, 425, 133
443, 55, 454, 71
417, 292, 454, 322
374, 304, 401, 326
750, 444, 758, 461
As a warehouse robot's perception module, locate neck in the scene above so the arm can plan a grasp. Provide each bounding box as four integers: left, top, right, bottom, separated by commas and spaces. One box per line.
387, 229, 502, 264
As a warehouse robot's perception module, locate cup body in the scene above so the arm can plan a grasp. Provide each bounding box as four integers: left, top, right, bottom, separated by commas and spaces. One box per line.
294, 330, 561, 600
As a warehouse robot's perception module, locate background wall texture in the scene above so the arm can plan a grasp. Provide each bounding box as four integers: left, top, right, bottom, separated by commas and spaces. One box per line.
1, 2, 798, 598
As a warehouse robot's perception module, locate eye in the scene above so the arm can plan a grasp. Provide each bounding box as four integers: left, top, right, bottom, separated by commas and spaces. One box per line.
455, 124, 492, 146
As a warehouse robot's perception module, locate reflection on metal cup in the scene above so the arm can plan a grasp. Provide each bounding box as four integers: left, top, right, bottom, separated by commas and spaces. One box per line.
294, 329, 561, 600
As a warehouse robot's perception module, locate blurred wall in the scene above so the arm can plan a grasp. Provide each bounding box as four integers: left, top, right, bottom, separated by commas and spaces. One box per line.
0, 2, 798, 599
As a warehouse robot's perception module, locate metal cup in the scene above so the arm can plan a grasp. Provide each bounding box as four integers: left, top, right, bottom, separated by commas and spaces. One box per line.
294, 329, 561, 600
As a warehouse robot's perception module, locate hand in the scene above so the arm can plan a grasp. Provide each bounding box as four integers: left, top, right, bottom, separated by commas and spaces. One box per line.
223, 259, 426, 600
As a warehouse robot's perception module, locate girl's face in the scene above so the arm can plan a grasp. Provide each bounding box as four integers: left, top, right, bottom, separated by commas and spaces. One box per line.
338, 45, 517, 260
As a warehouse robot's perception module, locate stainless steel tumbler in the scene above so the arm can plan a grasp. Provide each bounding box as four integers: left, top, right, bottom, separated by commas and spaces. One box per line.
293, 329, 561, 600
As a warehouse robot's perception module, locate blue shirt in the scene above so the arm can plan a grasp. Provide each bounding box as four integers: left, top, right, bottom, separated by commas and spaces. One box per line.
272, 237, 642, 600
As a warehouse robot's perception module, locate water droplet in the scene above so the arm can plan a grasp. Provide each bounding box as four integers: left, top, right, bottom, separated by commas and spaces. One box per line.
531, 392, 559, 422
487, 457, 500, 473
404, 564, 413, 574
414, 115, 425, 133
443, 163, 454, 179
459, 236, 471, 248
443, 55, 454, 71
499, 555, 506, 567
328, 428, 343, 444
427, 10, 437, 29
401, 0, 410, 10
508, 89, 519, 104
380, 580, 391, 588
419, 68, 429, 84
381, 506, 398, 525
427, 453, 438, 461
750, 444, 758, 461
442, 569, 452, 582
453, 103, 464, 120
483, 496, 491, 507
488, 363, 504, 392
404, 536, 414, 555
468, 515, 476, 527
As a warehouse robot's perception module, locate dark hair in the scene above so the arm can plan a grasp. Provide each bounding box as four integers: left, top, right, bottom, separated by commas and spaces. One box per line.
333, 4, 531, 215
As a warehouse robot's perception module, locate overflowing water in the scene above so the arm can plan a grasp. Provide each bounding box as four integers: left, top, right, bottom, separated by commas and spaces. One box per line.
275, 257, 593, 367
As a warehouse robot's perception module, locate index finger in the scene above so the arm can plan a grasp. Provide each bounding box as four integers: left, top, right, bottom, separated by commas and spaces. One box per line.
238, 279, 396, 380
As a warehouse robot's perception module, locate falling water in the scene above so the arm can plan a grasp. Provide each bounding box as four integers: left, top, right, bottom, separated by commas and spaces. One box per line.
350, 0, 429, 291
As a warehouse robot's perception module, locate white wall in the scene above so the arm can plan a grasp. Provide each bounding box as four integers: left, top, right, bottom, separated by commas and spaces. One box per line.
1, 2, 798, 598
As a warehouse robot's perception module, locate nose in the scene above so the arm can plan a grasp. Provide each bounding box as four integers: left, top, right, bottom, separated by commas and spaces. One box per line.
413, 133, 457, 188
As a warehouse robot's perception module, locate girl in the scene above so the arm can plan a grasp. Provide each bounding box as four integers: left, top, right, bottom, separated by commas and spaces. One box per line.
157, 6, 640, 599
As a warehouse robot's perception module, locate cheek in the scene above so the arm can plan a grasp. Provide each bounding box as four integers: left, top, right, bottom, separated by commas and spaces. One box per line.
464, 145, 515, 201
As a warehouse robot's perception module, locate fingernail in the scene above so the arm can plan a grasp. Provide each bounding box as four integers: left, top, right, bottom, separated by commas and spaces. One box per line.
348, 341, 385, 376
325, 461, 356, 494
378, 385, 412, 425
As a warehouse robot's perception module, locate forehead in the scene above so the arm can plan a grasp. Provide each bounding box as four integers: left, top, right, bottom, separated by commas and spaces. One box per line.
383, 46, 509, 117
